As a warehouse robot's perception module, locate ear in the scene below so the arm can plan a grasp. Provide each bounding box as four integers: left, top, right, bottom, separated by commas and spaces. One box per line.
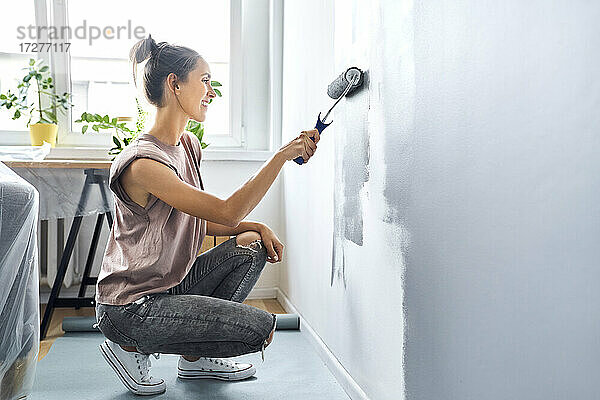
167, 73, 179, 92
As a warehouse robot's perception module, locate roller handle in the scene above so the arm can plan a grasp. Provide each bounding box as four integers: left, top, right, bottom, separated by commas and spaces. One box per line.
294, 112, 332, 165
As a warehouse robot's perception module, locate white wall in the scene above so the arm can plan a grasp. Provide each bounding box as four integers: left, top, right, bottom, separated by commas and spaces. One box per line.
406, 2, 600, 398
281, 0, 600, 399
200, 160, 282, 290
280, 1, 404, 399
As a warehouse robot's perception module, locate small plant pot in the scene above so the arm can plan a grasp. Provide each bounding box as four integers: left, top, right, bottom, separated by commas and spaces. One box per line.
29, 123, 58, 147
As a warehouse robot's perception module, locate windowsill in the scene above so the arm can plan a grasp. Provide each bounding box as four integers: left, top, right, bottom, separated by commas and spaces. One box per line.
45, 146, 276, 162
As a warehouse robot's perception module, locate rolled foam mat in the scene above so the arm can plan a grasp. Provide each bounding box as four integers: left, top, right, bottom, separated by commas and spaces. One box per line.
274, 313, 300, 330
62, 316, 99, 332
62, 313, 300, 332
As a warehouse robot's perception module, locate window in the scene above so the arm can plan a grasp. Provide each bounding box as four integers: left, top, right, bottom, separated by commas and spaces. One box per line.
63, 0, 235, 147
0, 0, 258, 150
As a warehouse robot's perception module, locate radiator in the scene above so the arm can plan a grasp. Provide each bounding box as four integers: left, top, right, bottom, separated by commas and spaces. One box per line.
38, 214, 110, 292
38, 217, 81, 289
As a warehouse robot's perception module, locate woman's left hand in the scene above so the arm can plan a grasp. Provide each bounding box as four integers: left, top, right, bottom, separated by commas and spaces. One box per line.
258, 224, 284, 263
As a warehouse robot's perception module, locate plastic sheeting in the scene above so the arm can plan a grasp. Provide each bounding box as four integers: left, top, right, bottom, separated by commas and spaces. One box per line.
10, 167, 114, 220
0, 141, 52, 161
0, 161, 40, 400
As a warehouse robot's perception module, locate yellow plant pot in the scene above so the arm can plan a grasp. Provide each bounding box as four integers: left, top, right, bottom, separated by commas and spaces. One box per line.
29, 123, 58, 147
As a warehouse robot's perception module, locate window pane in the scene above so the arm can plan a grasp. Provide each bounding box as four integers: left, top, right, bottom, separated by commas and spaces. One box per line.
68, 0, 230, 136
0, 2, 37, 133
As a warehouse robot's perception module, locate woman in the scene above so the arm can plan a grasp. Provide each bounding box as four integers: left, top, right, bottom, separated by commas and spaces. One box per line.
94, 35, 319, 396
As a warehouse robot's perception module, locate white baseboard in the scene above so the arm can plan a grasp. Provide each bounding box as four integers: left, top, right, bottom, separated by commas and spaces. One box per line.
246, 287, 278, 300
276, 288, 369, 400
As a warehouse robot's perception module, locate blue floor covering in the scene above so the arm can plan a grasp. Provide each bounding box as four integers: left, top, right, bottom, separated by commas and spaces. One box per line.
29, 330, 349, 399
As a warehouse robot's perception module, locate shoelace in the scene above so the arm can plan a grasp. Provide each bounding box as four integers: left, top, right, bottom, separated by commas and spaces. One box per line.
199, 357, 238, 369
135, 352, 160, 382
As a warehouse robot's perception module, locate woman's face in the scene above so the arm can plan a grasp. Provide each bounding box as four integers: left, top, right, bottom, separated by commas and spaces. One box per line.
176, 58, 216, 122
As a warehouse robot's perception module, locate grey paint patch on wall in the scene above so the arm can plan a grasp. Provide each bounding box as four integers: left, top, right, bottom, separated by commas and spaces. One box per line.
331, 93, 370, 286
330, 10, 372, 287
341, 87, 370, 246
330, 0, 411, 284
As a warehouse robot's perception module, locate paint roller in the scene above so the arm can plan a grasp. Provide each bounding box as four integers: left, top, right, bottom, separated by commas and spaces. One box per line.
294, 66, 366, 165
62, 313, 300, 332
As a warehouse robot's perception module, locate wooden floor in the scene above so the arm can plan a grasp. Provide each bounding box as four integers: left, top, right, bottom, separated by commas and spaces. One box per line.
38, 299, 285, 362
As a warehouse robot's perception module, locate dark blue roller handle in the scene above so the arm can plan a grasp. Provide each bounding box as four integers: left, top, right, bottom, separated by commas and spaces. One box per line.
294, 112, 332, 165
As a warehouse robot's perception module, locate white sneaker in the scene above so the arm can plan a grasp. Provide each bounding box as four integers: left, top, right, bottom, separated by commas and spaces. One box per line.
177, 356, 256, 380
99, 339, 166, 396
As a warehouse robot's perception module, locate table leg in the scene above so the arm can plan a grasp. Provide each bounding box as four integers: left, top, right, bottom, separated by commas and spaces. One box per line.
40, 215, 83, 340
75, 213, 105, 309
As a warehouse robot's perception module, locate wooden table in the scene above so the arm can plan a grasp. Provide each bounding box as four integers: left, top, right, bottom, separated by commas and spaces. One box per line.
4, 160, 112, 169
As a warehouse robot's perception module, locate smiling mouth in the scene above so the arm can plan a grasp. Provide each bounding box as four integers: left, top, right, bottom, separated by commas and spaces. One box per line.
201, 100, 209, 108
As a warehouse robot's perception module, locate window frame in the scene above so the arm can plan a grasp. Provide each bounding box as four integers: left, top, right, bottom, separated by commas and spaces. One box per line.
0, 0, 51, 144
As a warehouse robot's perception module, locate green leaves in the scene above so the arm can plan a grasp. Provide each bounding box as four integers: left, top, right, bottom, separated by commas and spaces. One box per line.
0, 58, 72, 126
135, 97, 148, 136
42, 109, 57, 123
211, 80, 223, 99
185, 119, 208, 146
77, 111, 130, 134
76, 111, 138, 155
0, 89, 27, 121
186, 119, 202, 134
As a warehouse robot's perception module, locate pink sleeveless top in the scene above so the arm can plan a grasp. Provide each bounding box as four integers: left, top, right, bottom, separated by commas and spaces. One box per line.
95, 132, 206, 305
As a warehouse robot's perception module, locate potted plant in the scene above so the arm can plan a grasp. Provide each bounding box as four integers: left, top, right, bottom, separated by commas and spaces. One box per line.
0, 58, 72, 147
77, 80, 222, 158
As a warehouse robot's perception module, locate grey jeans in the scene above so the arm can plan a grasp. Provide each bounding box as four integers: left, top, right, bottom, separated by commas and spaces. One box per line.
95, 236, 276, 358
